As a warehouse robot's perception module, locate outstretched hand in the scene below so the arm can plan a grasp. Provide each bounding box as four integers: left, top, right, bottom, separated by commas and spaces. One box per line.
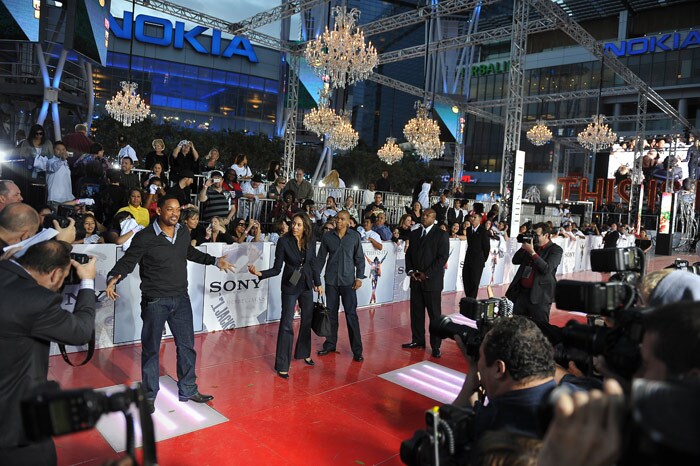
105, 275, 121, 301
217, 256, 235, 273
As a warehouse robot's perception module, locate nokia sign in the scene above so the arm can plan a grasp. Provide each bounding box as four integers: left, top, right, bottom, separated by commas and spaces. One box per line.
109, 12, 258, 63
604, 30, 700, 57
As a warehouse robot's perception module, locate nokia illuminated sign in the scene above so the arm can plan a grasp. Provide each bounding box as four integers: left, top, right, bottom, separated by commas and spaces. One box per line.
604, 30, 700, 57
110, 12, 258, 63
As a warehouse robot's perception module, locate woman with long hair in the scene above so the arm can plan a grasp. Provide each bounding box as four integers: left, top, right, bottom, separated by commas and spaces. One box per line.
231, 153, 253, 185
72, 213, 105, 244
341, 195, 359, 222
20, 124, 54, 179
202, 216, 235, 244
248, 212, 322, 379
397, 213, 414, 242
406, 201, 423, 224
321, 169, 345, 201
143, 161, 169, 189
267, 160, 282, 182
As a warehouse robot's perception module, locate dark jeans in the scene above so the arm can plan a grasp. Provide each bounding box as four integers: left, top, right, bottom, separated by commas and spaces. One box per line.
409, 287, 442, 350
276, 287, 313, 372
323, 284, 363, 357
141, 294, 198, 400
462, 260, 484, 299
512, 292, 551, 324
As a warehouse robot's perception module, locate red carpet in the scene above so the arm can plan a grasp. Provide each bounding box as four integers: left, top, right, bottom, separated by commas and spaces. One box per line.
49, 253, 692, 465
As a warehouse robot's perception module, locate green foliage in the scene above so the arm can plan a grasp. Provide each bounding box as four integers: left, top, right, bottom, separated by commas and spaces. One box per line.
92, 115, 283, 173
92, 116, 443, 194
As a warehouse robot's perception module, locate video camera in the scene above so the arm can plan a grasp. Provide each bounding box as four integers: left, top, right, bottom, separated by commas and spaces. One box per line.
516, 229, 539, 245
42, 204, 86, 230
430, 297, 513, 359
553, 247, 647, 379
400, 405, 475, 466
22, 381, 157, 466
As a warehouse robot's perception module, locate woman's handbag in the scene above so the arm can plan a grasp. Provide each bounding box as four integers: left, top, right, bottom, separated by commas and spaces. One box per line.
312, 296, 332, 337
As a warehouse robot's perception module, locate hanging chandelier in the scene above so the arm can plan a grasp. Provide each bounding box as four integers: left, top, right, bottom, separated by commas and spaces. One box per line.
329, 112, 359, 150
403, 101, 443, 160
577, 114, 617, 151
303, 86, 340, 137
377, 137, 404, 165
105, 81, 150, 127
304, 6, 378, 88
526, 119, 553, 146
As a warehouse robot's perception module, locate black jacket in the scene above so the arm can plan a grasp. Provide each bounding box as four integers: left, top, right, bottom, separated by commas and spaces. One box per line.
405, 225, 450, 292
109, 222, 216, 297
260, 234, 321, 294
465, 225, 491, 264
0, 261, 95, 449
506, 241, 563, 305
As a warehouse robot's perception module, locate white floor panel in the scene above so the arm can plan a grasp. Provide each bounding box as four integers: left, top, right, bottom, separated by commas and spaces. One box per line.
95, 375, 228, 452
379, 361, 466, 404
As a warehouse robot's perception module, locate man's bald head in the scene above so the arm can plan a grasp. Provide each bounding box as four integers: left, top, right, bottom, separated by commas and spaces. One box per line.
0, 203, 41, 245
0, 180, 23, 211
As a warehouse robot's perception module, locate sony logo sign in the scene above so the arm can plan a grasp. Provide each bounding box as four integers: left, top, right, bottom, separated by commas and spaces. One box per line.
604, 30, 700, 57
109, 12, 259, 63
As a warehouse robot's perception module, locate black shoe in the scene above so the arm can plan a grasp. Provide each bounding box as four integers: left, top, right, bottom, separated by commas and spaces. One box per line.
317, 348, 336, 356
304, 358, 315, 366
353, 355, 364, 362
431, 348, 441, 358
277, 371, 289, 379
179, 392, 214, 403
402, 342, 426, 349
145, 399, 155, 414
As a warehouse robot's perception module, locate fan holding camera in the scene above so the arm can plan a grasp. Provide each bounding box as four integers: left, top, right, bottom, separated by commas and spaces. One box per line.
505, 223, 563, 324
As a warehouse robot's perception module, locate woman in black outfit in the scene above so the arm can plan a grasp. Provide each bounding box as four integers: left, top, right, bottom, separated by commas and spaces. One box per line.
248, 212, 322, 378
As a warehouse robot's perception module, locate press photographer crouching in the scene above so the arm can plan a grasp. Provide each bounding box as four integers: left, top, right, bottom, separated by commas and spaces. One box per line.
506, 223, 563, 324
0, 240, 96, 466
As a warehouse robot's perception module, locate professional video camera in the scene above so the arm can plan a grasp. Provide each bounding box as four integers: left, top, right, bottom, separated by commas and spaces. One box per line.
516, 229, 539, 245
431, 296, 513, 359
539, 378, 700, 465
400, 404, 475, 466
22, 381, 157, 466
42, 204, 87, 230
553, 247, 646, 379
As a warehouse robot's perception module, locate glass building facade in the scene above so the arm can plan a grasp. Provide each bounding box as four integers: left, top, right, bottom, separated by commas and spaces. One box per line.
94, 14, 282, 135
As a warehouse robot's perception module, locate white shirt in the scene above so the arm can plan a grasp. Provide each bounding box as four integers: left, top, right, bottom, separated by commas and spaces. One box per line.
358, 226, 381, 243
46, 157, 75, 203
118, 144, 138, 163
232, 164, 252, 181
242, 182, 266, 199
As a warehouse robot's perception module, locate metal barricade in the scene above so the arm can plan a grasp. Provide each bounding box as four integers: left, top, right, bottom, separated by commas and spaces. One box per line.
237, 198, 278, 232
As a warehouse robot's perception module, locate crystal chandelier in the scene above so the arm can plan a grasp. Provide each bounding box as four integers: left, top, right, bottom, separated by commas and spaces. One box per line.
329, 112, 359, 151
403, 101, 443, 160
377, 137, 404, 165
303, 86, 340, 137
526, 119, 553, 146
577, 114, 617, 151
304, 6, 378, 88
105, 81, 150, 127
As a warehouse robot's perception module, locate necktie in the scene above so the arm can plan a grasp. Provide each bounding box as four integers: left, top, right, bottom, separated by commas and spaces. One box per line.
421, 228, 426, 239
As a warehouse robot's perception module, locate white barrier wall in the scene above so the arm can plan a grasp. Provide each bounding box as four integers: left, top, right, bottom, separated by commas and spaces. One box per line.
54, 234, 618, 354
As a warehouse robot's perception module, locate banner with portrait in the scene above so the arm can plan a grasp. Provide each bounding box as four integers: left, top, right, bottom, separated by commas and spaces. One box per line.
357, 242, 396, 307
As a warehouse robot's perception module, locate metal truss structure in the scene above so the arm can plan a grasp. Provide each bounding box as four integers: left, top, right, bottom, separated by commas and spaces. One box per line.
501, 0, 529, 228
628, 93, 647, 227
282, 53, 301, 180
521, 112, 667, 128
377, 18, 557, 65
468, 86, 638, 108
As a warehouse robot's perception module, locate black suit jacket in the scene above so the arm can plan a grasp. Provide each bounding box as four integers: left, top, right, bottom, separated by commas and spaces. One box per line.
0, 261, 95, 449
431, 202, 449, 224
405, 226, 450, 292
261, 234, 321, 294
505, 241, 563, 305
465, 225, 491, 265
447, 208, 464, 226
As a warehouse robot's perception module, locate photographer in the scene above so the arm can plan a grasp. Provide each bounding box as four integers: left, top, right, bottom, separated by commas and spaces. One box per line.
453, 316, 556, 439
0, 240, 96, 465
506, 223, 563, 324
